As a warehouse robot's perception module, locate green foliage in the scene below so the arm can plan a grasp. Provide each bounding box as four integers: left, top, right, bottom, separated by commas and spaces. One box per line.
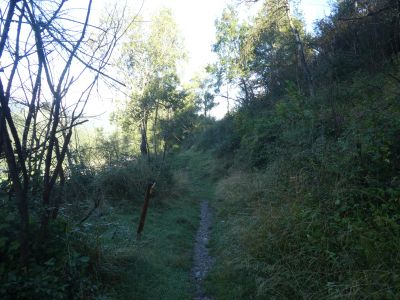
0, 214, 98, 299
115, 7, 190, 158
2, 0, 400, 298
212, 6, 249, 87
190, 2, 400, 295
315, 0, 400, 81
199, 64, 400, 298
93, 157, 173, 203
0, 132, 178, 299
196, 116, 240, 158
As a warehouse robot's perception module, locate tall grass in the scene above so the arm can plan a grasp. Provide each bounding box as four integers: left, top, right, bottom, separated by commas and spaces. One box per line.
205, 69, 400, 299
209, 155, 400, 299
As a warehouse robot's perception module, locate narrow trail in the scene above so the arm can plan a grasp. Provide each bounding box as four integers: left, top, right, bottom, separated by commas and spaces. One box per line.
192, 201, 214, 300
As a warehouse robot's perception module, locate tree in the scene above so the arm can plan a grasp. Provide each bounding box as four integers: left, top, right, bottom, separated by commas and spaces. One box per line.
118, 8, 186, 159
189, 74, 216, 117
0, 0, 124, 265
210, 0, 313, 106
211, 6, 253, 109
242, 0, 314, 96
315, 0, 400, 80
282, 0, 314, 96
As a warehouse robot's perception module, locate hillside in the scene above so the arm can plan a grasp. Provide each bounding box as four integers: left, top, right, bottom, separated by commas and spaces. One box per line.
1, 0, 400, 299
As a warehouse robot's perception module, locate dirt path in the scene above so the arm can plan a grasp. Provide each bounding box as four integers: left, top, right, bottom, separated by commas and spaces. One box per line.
192, 201, 214, 300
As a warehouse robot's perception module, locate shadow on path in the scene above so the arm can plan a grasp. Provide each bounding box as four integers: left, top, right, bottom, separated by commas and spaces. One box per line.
192, 201, 214, 300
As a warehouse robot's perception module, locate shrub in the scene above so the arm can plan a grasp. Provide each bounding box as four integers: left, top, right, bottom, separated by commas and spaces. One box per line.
207, 69, 400, 299
0, 213, 98, 300
212, 154, 400, 298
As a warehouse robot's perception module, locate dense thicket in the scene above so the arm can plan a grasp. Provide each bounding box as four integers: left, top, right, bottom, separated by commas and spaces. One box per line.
193, 0, 400, 298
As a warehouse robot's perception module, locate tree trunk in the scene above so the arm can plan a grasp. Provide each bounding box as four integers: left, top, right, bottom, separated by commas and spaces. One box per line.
284, 0, 315, 97
0, 119, 29, 265
41, 92, 63, 237
153, 103, 159, 156
241, 78, 251, 105
226, 84, 230, 114
52, 139, 65, 220
140, 113, 149, 156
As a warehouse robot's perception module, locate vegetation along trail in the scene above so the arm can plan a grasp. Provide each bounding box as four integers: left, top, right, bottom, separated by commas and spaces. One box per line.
2, 0, 400, 299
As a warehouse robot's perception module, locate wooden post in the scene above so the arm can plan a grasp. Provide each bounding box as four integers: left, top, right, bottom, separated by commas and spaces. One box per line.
137, 182, 155, 239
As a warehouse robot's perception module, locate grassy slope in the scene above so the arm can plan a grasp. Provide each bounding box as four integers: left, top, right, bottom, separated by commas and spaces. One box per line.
197, 68, 400, 299
98, 150, 216, 300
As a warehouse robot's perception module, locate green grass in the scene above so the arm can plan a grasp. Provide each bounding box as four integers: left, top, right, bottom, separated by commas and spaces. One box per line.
172, 149, 235, 299
94, 150, 217, 300
99, 205, 196, 299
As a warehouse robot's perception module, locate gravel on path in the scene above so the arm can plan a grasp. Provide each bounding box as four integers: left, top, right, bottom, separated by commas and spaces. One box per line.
191, 201, 215, 300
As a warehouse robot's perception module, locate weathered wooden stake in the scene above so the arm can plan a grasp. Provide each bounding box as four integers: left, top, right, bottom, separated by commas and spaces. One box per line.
137, 182, 155, 239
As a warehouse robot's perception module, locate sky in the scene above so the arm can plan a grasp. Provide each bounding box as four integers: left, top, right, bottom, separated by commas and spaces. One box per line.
82, 0, 332, 124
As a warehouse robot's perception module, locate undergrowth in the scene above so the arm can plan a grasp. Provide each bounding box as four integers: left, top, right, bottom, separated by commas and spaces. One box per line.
0, 212, 98, 300
200, 67, 400, 299
84, 151, 215, 299
1, 155, 194, 299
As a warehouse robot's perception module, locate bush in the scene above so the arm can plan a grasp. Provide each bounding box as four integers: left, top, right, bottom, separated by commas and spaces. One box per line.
0, 214, 98, 300
196, 116, 241, 157
212, 154, 400, 298
206, 68, 400, 299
